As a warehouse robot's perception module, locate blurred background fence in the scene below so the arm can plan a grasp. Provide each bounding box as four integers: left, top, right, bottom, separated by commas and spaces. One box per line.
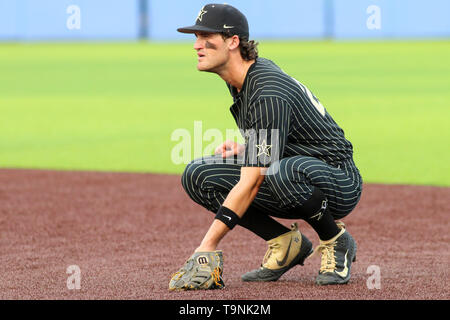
1, 0, 449, 41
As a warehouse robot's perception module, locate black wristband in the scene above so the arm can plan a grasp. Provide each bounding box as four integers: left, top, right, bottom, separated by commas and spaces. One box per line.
215, 206, 240, 230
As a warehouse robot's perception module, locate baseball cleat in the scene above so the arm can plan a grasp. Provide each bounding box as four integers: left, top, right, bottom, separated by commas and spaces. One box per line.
241, 222, 313, 282
314, 225, 357, 285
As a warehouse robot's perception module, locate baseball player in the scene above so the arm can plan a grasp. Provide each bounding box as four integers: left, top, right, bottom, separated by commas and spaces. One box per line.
169, 3, 363, 290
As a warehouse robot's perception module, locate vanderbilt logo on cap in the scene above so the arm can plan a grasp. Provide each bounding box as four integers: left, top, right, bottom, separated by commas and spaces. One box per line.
196, 7, 207, 22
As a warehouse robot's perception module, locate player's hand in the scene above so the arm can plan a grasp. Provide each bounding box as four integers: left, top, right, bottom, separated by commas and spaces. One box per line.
215, 140, 245, 158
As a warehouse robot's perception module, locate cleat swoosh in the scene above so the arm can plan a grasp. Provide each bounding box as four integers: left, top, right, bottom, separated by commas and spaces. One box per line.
335, 250, 349, 278
276, 238, 292, 267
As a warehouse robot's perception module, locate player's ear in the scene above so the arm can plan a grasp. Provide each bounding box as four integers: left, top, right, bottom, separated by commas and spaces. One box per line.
227, 35, 240, 51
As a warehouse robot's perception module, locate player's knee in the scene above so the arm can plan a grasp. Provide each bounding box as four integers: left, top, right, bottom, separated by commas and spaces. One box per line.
265, 159, 311, 208
265, 159, 291, 188
181, 158, 205, 196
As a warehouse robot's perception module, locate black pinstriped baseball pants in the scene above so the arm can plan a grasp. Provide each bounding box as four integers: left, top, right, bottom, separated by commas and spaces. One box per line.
181, 154, 363, 239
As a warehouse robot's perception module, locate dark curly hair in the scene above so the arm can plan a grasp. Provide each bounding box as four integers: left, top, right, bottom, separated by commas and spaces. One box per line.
221, 33, 259, 61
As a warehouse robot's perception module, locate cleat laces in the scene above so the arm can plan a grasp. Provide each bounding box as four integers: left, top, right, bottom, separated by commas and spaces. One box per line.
314, 241, 337, 274
261, 242, 280, 268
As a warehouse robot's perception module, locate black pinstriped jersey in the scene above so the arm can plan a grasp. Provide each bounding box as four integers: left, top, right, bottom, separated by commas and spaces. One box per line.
227, 57, 354, 168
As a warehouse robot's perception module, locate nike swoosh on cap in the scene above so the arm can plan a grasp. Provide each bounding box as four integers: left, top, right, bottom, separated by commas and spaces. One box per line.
223, 24, 234, 28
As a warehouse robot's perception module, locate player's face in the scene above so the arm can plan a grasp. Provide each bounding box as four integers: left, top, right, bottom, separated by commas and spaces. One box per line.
194, 32, 230, 73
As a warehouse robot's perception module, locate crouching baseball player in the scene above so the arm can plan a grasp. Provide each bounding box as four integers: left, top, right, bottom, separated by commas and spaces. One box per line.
169, 4, 363, 290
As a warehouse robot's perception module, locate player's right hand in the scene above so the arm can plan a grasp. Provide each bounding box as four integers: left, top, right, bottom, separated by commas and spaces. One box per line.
215, 140, 245, 158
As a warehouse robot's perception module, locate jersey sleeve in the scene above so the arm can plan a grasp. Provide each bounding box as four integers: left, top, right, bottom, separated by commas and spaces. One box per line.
242, 97, 291, 168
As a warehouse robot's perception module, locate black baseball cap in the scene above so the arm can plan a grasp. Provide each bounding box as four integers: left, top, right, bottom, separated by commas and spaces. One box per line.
177, 3, 249, 39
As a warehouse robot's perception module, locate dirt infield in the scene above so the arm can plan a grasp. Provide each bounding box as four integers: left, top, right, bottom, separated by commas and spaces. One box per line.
0, 169, 448, 300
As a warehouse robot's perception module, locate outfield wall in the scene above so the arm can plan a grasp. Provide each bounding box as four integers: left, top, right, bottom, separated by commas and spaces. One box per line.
0, 0, 141, 40
0, 0, 449, 41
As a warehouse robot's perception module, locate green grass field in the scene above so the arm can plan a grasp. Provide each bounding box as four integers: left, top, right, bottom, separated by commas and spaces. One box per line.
0, 41, 449, 186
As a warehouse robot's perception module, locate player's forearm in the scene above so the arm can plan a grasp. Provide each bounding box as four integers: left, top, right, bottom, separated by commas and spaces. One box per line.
222, 179, 261, 216
195, 178, 262, 252
196, 219, 230, 252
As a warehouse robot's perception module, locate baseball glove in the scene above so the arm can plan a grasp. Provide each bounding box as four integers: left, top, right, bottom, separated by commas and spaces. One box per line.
169, 250, 225, 291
